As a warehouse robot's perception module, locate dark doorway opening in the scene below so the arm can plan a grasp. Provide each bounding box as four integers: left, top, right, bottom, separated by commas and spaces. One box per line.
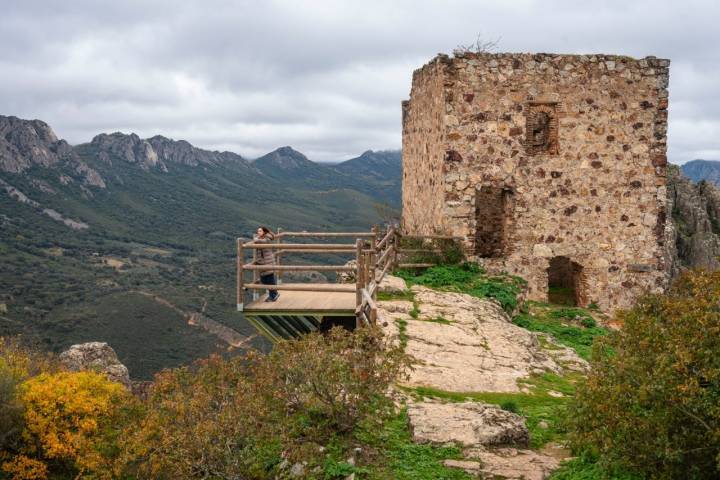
547, 256, 584, 306
475, 186, 512, 257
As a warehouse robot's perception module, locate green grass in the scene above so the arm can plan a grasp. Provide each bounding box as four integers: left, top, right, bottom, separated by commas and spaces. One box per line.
409, 301, 420, 319
405, 372, 581, 449
356, 409, 472, 480
512, 303, 609, 361
419, 316, 451, 325
548, 286, 577, 306
549, 455, 642, 480
377, 290, 415, 302
396, 263, 526, 314
395, 319, 408, 348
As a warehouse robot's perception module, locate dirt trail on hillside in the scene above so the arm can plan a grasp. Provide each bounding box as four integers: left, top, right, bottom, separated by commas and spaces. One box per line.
131, 290, 256, 349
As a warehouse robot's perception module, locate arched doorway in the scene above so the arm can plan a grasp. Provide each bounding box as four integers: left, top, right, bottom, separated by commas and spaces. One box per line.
547, 256, 584, 306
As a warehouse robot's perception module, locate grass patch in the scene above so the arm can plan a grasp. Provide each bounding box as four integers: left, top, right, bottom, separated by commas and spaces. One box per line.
512, 303, 609, 361
356, 409, 472, 480
548, 286, 576, 306
419, 316, 451, 325
377, 289, 416, 302
395, 319, 408, 348
396, 263, 526, 314
409, 301, 420, 319
404, 372, 581, 449
549, 454, 642, 480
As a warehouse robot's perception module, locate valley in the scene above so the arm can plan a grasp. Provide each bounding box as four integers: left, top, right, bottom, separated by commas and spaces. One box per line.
0, 115, 400, 378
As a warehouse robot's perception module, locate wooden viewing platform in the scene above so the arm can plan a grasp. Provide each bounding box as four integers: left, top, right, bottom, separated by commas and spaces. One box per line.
236, 227, 461, 342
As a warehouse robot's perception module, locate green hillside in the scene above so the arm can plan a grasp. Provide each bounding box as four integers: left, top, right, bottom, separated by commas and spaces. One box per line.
0, 120, 402, 379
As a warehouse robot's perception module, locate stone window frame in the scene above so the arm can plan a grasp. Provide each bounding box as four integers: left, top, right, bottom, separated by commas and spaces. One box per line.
524, 101, 560, 156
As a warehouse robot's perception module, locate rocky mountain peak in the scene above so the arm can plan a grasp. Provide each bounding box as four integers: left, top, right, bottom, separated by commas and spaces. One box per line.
0, 115, 70, 173
255, 146, 315, 170
90, 131, 165, 171
147, 135, 247, 167
0, 115, 104, 187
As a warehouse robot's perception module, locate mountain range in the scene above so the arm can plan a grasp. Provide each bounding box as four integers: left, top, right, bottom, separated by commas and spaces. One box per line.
681, 159, 720, 185
0, 115, 400, 378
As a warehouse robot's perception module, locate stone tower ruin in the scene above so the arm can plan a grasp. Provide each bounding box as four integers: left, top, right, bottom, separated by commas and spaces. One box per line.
401, 53, 670, 312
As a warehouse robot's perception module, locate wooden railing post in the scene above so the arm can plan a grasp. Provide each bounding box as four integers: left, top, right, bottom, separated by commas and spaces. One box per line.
237, 238, 244, 311
355, 239, 364, 309
392, 228, 399, 271
276, 227, 282, 285
252, 245, 259, 301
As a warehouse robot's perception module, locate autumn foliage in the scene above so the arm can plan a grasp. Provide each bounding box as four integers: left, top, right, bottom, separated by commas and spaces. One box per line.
1, 326, 408, 479
567, 270, 720, 479
116, 326, 409, 479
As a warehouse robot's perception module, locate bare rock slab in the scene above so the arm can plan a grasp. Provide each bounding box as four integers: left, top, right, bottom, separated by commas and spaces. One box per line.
378, 274, 408, 294
59, 342, 131, 388
407, 400, 529, 447
380, 286, 587, 393
449, 447, 560, 480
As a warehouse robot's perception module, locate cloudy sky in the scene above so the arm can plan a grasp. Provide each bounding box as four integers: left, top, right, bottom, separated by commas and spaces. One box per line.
2, 0, 718, 163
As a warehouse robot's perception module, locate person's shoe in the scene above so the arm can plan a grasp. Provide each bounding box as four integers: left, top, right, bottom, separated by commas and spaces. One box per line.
265, 294, 279, 302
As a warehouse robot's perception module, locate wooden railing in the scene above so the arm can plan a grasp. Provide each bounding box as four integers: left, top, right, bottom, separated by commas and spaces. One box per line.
236, 226, 461, 328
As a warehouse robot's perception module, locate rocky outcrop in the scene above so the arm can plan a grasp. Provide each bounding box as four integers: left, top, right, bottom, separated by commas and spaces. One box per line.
0, 115, 67, 173
147, 135, 249, 168
0, 115, 104, 187
85, 132, 251, 173
90, 132, 166, 171
667, 166, 720, 275
408, 400, 529, 447
59, 342, 131, 389
445, 448, 560, 480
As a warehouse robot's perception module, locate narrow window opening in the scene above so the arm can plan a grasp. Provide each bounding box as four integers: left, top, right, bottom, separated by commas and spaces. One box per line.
475, 186, 512, 257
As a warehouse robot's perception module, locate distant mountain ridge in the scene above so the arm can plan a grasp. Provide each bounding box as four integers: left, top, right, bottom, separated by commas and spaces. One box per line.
680, 159, 720, 184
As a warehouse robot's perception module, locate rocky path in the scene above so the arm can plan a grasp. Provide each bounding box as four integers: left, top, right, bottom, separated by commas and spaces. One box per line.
378, 277, 588, 480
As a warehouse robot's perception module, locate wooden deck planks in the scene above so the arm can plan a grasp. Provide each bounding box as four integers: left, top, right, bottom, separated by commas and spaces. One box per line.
244, 284, 356, 313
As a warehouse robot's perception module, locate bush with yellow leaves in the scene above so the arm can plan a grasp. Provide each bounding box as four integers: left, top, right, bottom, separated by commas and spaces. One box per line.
1, 338, 136, 480
0, 338, 55, 458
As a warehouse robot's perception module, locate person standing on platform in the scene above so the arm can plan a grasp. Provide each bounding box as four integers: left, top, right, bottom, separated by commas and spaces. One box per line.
254, 226, 279, 302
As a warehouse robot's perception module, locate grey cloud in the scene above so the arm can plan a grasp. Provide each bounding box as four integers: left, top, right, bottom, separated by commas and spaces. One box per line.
0, 0, 718, 162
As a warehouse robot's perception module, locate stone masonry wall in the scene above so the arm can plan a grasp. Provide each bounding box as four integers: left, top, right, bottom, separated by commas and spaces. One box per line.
402, 60, 447, 235
402, 53, 670, 312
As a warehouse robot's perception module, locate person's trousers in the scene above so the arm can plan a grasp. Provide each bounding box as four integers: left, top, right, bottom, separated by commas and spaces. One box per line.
260, 273, 278, 299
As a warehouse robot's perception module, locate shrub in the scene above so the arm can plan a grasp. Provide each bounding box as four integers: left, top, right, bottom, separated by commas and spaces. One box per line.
0, 337, 54, 456
6, 370, 132, 478
566, 270, 720, 479
117, 326, 410, 479
500, 400, 519, 413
